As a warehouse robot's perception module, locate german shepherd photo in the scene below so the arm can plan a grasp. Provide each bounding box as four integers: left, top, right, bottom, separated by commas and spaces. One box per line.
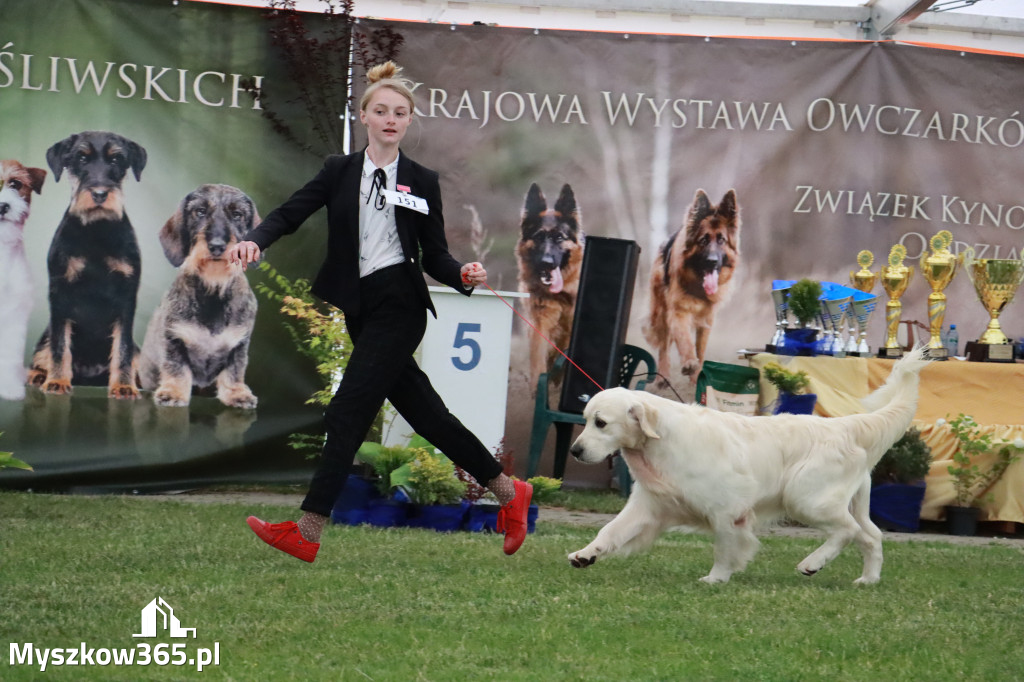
644, 189, 740, 383
516, 183, 585, 383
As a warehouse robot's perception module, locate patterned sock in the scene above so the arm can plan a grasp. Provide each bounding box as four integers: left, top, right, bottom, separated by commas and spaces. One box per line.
297, 512, 328, 543
487, 474, 516, 506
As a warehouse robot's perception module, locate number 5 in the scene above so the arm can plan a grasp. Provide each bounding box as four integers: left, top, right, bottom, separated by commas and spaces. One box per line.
452, 322, 481, 371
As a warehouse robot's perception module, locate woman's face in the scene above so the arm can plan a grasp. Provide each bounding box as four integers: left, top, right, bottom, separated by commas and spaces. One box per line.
360, 87, 412, 148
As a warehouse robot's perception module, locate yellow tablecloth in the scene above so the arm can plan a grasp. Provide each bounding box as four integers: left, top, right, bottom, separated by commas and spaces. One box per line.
749, 353, 1024, 524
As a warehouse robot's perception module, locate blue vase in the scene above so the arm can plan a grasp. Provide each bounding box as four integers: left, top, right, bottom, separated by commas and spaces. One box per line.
406, 501, 471, 532
331, 475, 381, 526
870, 482, 926, 532
780, 327, 818, 356
366, 498, 408, 528
774, 392, 817, 415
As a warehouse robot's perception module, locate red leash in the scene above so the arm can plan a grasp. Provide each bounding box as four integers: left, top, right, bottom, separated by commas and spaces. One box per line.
479, 282, 606, 393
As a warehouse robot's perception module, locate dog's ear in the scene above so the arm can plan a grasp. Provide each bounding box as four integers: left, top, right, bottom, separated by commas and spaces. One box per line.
27, 168, 47, 195
159, 199, 190, 267
717, 189, 739, 224
522, 183, 546, 222
553, 184, 580, 233
45, 135, 78, 182
125, 140, 148, 182
629, 401, 660, 440
684, 189, 713, 242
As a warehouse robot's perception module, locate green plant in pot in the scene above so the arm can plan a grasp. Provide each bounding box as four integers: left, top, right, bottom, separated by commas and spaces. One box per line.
941, 413, 1024, 536
780, 278, 822, 355
761, 361, 816, 415
404, 450, 470, 532
869, 426, 932, 532
0, 433, 32, 472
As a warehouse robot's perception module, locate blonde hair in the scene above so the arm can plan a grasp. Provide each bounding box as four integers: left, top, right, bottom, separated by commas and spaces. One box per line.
359, 61, 415, 113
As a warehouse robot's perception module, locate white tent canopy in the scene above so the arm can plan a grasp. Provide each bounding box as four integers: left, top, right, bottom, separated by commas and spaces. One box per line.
235, 0, 1024, 53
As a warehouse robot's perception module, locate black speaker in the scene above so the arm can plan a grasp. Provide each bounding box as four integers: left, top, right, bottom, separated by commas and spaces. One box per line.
558, 236, 641, 413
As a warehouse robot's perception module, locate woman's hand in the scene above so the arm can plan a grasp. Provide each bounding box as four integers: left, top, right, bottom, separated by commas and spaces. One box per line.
227, 240, 262, 271
460, 262, 487, 287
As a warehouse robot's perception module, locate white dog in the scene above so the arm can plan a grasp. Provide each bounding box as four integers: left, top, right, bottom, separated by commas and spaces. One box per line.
567, 347, 929, 584
0, 160, 47, 400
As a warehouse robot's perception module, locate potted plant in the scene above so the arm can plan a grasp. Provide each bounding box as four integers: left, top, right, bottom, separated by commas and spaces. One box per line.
351, 442, 421, 527
0, 434, 32, 472
761, 361, 817, 415
869, 427, 932, 532
403, 451, 469, 532
781, 278, 822, 355
941, 413, 1024, 536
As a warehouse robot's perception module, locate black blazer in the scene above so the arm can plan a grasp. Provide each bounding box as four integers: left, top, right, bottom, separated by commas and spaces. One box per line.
245, 150, 470, 318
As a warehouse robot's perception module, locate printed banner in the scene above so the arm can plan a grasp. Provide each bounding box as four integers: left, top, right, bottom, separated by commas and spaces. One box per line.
3, 0, 1024, 488
0, 0, 328, 489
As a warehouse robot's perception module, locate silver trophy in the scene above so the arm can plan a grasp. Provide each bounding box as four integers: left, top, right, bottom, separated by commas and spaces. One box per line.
850, 290, 879, 356
821, 292, 850, 357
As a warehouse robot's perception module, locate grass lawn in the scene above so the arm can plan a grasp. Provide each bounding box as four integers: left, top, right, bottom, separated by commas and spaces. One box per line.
2, 492, 1023, 681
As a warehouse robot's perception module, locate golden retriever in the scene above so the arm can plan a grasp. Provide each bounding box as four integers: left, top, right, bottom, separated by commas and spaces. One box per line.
567, 347, 929, 584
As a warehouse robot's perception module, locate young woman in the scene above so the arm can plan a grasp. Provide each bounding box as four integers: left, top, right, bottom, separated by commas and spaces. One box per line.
229, 62, 532, 562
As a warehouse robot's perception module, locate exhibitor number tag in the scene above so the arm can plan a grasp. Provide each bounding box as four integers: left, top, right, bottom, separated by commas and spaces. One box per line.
382, 189, 429, 215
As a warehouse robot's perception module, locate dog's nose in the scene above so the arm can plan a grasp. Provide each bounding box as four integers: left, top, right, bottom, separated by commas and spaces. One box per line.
0, 203, 8, 217
570, 443, 584, 460
208, 239, 227, 257
91, 190, 109, 205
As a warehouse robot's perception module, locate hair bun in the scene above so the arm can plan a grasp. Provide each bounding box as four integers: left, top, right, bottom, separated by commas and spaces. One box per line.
366, 61, 402, 84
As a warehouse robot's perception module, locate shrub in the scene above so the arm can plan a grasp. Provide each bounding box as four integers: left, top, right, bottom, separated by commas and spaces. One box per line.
872, 427, 931, 486
761, 362, 811, 395
943, 414, 1024, 507
787, 278, 823, 327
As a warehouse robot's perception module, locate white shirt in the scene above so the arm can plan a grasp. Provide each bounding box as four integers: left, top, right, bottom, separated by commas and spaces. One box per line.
358, 154, 405, 278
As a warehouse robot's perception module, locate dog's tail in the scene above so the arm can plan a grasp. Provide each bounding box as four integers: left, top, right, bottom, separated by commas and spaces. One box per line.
861, 344, 929, 413
859, 344, 929, 464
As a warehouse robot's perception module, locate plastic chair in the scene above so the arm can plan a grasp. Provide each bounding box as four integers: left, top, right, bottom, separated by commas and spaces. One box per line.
525, 344, 657, 496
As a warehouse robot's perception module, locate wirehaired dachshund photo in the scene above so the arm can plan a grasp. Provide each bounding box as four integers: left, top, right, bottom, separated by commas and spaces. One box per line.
28, 131, 147, 398
139, 184, 259, 409
0, 159, 47, 400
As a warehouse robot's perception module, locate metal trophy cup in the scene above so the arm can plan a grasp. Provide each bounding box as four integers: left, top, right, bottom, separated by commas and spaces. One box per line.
769, 280, 794, 352
921, 230, 958, 360
820, 285, 851, 357
962, 247, 1024, 362
850, 290, 878, 356
849, 250, 878, 357
878, 245, 914, 359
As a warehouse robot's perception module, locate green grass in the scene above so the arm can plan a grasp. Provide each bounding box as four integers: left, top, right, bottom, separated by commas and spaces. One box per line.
2, 493, 1023, 681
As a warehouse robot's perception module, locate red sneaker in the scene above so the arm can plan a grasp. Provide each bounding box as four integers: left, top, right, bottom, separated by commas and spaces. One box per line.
246, 516, 320, 563
496, 480, 533, 555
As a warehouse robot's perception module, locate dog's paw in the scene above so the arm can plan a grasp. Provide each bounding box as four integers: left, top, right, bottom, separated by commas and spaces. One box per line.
568, 552, 597, 568
698, 574, 729, 584
853, 575, 880, 586
154, 389, 189, 407
42, 379, 72, 395
680, 359, 700, 377
220, 388, 258, 410
109, 383, 139, 400
26, 369, 47, 387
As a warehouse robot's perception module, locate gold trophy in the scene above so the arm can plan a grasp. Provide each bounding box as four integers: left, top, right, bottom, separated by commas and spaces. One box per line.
962, 246, 1024, 362
878, 245, 914, 358
921, 230, 958, 360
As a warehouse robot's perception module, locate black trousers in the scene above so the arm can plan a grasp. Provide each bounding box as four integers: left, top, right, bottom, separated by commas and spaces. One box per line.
301, 265, 503, 516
